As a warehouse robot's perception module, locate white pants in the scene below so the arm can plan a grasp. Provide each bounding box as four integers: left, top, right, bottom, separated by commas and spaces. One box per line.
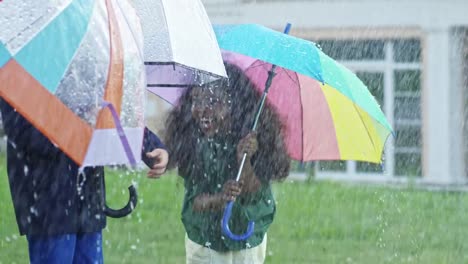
185, 234, 267, 264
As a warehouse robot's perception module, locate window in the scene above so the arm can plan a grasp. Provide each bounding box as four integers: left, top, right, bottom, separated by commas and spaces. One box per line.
393, 69, 422, 176
311, 38, 423, 177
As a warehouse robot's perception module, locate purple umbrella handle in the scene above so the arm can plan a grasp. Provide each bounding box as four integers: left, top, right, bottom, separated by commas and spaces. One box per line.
100, 101, 138, 218
100, 101, 137, 167
222, 201, 255, 241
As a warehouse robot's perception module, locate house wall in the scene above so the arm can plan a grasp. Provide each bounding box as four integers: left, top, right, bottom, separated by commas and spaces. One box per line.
200, 0, 468, 183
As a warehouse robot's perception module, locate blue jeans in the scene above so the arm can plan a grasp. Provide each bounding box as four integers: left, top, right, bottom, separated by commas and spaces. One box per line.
27, 232, 103, 264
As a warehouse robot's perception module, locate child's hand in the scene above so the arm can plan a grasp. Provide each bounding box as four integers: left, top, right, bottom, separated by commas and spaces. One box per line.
146, 148, 169, 178
236, 132, 258, 162
220, 179, 243, 203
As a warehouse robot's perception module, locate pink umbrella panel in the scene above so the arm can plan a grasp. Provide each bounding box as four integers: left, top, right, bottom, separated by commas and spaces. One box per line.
223, 51, 390, 163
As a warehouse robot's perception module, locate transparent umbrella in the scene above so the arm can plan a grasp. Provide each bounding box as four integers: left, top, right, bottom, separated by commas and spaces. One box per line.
133, 0, 227, 97
0, 0, 148, 217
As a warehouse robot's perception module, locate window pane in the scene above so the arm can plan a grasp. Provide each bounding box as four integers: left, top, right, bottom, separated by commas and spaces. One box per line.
316, 40, 385, 61
395, 126, 422, 148
395, 153, 422, 176
395, 70, 421, 92
318, 161, 347, 172
393, 39, 421, 63
394, 96, 421, 119
356, 72, 384, 106
356, 162, 384, 173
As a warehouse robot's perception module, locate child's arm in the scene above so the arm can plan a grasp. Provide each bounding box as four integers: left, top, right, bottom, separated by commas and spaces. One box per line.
192, 180, 242, 212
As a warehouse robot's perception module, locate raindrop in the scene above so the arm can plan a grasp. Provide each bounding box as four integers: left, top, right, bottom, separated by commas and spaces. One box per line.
29, 206, 38, 216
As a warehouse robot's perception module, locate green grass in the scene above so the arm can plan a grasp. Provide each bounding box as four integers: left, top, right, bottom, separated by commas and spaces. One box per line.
1, 163, 468, 263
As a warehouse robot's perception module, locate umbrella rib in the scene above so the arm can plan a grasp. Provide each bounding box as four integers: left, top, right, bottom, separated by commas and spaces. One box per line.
248, 61, 269, 69
247, 62, 301, 86
159, 2, 173, 60
114, 0, 145, 61
351, 102, 379, 161
146, 61, 226, 79
283, 68, 301, 86
296, 73, 305, 161
7, 15, 44, 44
147, 84, 192, 87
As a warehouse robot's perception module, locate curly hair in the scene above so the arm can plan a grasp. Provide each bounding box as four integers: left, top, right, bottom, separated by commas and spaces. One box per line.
163, 63, 290, 182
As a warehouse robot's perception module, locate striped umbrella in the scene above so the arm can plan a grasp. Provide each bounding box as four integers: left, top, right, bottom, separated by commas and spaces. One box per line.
216, 24, 392, 163
0, 0, 147, 167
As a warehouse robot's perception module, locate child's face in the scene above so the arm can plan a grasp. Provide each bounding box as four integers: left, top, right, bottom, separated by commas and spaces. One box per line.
190, 86, 231, 137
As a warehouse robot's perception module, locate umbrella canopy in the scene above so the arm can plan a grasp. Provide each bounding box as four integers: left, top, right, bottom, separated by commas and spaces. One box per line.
133, 0, 227, 93
216, 24, 392, 163
0, 0, 146, 167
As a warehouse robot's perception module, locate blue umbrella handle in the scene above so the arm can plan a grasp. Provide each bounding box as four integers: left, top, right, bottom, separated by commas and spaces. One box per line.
222, 201, 255, 241
222, 22, 292, 241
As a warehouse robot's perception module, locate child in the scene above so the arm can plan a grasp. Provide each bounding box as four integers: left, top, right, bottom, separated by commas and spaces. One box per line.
164, 63, 290, 264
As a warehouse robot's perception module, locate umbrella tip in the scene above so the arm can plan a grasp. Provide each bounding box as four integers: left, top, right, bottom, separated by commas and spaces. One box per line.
284, 23, 292, 34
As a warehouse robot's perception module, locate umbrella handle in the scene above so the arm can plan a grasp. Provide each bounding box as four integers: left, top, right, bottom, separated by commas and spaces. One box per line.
100, 101, 138, 218
222, 201, 255, 241
104, 185, 138, 218
222, 22, 292, 241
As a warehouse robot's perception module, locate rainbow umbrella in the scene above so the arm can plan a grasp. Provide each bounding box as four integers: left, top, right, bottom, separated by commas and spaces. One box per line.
214, 24, 393, 240
216, 24, 392, 163
0, 0, 147, 217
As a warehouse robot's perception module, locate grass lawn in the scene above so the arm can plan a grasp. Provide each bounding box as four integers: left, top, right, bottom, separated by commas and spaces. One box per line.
1, 163, 468, 263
